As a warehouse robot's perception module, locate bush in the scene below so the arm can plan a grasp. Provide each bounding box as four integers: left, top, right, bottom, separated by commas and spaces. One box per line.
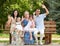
0, 30, 4, 33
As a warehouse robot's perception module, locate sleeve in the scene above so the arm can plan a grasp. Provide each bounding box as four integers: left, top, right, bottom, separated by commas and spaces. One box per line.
41, 13, 46, 19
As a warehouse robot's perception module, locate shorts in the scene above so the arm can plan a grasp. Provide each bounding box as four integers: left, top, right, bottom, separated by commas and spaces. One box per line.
24, 27, 38, 32
15, 25, 23, 31
34, 29, 44, 35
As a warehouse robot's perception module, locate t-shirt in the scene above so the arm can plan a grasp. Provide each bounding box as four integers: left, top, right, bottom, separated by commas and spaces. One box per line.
24, 20, 31, 31
35, 13, 46, 30
22, 19, 28, 27
15, 22, 23, 31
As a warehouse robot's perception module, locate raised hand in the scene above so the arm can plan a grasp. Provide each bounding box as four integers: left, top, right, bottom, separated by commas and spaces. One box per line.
42, 4, 46, 9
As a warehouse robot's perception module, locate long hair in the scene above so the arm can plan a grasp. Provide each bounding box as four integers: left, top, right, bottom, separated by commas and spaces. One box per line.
11, 9, 19, 18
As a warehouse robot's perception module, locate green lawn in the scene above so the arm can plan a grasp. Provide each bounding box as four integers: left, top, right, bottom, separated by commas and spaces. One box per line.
0, 33, 60, 43
52, 34, 60, 38
52, 40, 60, 43
0, 33, 60, 38
0, 33, 9, 38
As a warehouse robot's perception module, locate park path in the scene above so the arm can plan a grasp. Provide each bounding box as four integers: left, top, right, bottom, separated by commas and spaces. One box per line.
0, 38, 60, 40
0, 43, 60, 46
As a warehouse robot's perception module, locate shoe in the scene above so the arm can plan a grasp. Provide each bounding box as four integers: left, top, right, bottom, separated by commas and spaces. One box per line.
35, 42, 38, 45
40, 42, 43, 45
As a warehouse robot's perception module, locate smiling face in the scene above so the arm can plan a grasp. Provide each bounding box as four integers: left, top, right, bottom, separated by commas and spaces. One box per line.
35, 9, 40, 16
29, 15, 33, 21
17, 17, 21, 22
24, 11, 29, 19
14, 10, 18, 17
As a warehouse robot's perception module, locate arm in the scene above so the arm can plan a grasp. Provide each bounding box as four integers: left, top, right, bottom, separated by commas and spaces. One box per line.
6, 15, 12, 27
42, 4, 49, 15
21, 16, 24, 22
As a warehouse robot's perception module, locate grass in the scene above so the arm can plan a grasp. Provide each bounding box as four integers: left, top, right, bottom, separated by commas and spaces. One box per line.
52, 40, 60, 43
0, 33, 9, 38
52, 34, 60, 38
0, 40, 9, 43
0, 33, 60, 43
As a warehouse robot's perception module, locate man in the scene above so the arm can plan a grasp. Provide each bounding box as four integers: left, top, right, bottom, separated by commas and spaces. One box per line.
34, 4, 49, 45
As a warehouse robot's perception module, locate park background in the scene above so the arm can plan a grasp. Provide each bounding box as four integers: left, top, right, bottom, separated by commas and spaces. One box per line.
0, 0, 60, 45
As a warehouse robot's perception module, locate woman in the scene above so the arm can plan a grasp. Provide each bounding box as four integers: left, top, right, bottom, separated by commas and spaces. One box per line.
6, 9, 20, 44
22, 11, 34, 44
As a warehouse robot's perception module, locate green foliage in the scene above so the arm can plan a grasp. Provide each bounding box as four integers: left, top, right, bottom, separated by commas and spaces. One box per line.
44, 0, 60, 34
0, 0, 60, 34
0, 0, 43, 25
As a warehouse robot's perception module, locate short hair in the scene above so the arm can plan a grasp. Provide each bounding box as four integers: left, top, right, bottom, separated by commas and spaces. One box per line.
24, 11, 29, 15
24, 11, 29, 17
36, 9, 40, 11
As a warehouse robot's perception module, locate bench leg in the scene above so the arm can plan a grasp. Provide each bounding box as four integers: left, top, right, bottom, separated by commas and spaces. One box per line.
45, 33, 52, 44
49, 34, 51, 43
10, 33, 12, 44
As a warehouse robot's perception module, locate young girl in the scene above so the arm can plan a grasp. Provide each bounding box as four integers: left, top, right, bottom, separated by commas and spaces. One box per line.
14, 17, 24, 45
29, 15, 38, 40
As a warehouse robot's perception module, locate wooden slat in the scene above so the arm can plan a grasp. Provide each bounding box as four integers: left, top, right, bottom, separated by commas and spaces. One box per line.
45, 32, 56, 33
45, 25, 56, 27
45, 28, 56, 31
44, 21, 55, 24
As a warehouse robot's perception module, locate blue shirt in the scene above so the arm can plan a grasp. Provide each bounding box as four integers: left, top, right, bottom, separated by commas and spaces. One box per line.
22, 19, 28, 27
35, 14, 46, 30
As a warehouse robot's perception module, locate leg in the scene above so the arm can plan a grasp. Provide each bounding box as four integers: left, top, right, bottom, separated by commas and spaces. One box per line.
40, 29, 44, 45
34, 30, 39, 44
11, 34, 15, 44
29, 31, 33, 40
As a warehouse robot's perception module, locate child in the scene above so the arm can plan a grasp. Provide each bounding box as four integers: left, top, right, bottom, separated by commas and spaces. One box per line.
29, 15, 38, 40
15, 17, 24, 45
15, 17, 23, 34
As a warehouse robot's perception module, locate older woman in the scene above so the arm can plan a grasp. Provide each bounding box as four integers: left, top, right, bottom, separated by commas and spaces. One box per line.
22, 11, 34, 44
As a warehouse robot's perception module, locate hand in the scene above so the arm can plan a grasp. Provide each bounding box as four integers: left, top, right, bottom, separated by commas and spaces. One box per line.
33, 12, 35, 15
42, 4, 46, 8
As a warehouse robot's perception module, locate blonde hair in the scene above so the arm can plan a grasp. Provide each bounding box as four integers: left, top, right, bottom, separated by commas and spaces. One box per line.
24, 11, 29, 16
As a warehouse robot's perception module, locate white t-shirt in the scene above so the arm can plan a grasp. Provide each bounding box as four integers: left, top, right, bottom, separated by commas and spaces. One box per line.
15, 22, 23, 31
35, 13, 46, 30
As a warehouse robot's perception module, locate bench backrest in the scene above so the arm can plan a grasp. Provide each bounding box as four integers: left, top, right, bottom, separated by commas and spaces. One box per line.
44, 21, 56, 33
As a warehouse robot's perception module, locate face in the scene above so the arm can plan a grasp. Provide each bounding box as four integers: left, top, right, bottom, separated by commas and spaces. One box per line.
29, 16, 33, 20
35, 9, 40, 16
17, 18, 20, 22
14, 11, 18, 17
24, 11, 29, 19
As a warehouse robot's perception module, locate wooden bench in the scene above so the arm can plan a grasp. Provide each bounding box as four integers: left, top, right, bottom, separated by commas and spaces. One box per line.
37, 21, 56, 44
44, 21, 56, 44
6, 21, 56, 44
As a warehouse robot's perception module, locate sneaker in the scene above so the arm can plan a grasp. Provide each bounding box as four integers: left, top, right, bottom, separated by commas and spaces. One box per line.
40, 42, 43, 45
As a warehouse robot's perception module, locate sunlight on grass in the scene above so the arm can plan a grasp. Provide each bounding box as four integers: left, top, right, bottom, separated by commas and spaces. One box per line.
0, 40, 9, 43
0, 33, 9, 38
52, 34, 60, 38
0, 33, 60, 43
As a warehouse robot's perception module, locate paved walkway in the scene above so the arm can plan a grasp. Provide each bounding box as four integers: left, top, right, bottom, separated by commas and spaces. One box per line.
0, 38, 60, 41
0, 43, 60, 46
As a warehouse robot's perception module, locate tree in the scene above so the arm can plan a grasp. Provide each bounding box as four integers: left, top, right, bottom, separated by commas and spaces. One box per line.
44, 0, 60, 34
0, 0, 44, 29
